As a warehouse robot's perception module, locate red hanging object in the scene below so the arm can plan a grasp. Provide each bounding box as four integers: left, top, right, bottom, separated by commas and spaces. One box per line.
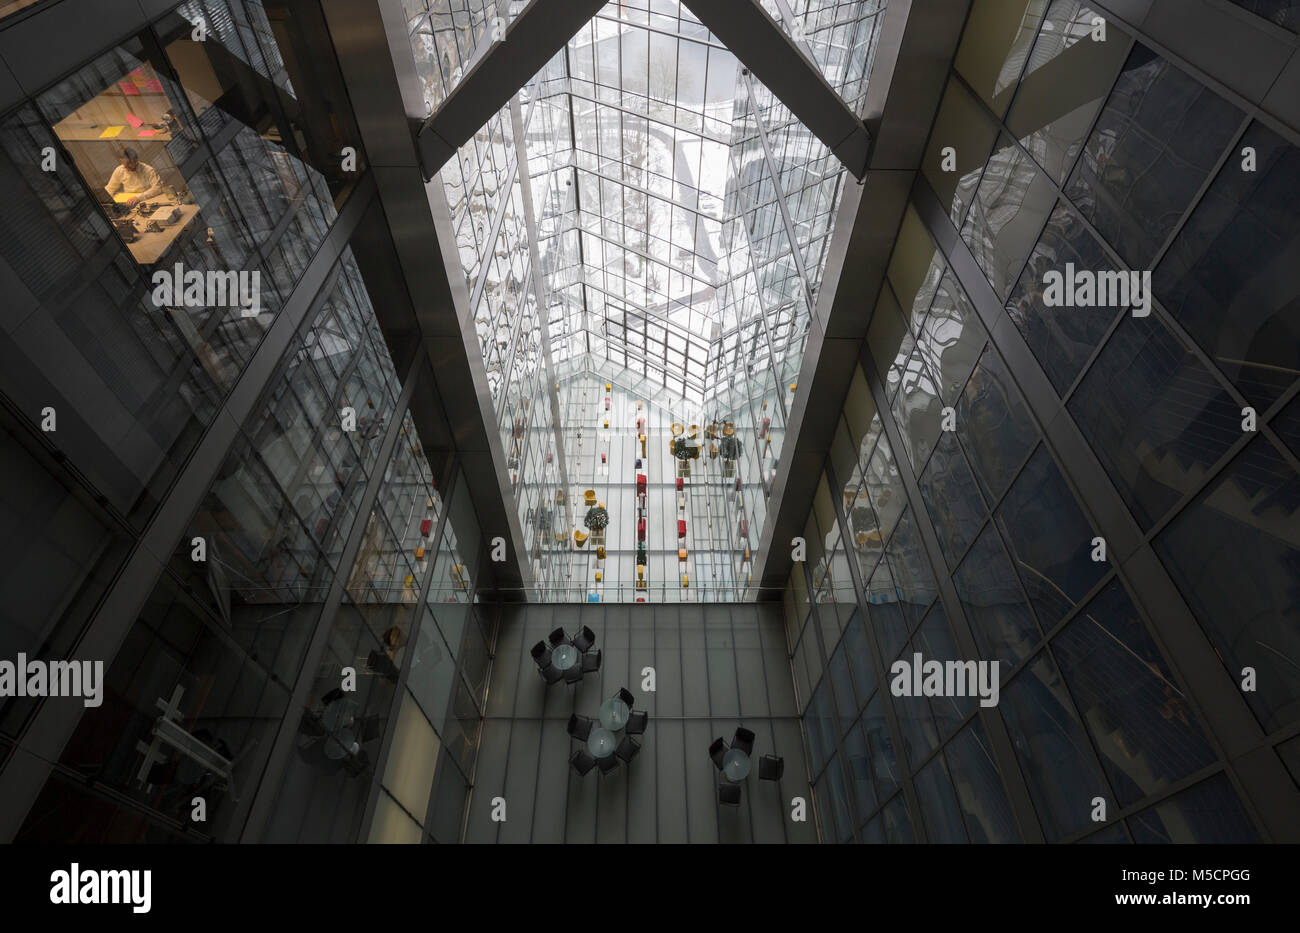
675, 477, 683, 491
638, 517, 646, 540
636, 474, 647, 492
735, 477, 741, 491
604, 396, 610, 410
760, 416, 771, 438
601, 452, 606, 464
419, 519, 432, 536
739, 518, 748, 537
677, 519, 686, 539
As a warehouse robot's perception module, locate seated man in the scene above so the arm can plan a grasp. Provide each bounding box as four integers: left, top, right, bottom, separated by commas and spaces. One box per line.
105, 147, 162, 207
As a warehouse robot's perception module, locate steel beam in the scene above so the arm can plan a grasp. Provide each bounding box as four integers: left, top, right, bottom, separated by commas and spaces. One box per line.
415, 0, 609, 178
680, 0, 873, 179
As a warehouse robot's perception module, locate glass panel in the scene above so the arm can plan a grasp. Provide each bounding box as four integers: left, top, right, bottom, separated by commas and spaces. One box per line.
1154, 122, 1300, 410
862, 692, 900, 801
956, 346, 1039, 504
1007, 0, 1130, 184
914, 602, 975, 738
917, 269, 987, 406
1068, 313, 1242, 530
945, 719, 1022, 843
961, 132, 1059, 301
1053, 579, 1217, 806
922, 76, 999, 225
1155, 436, 1300, 732
841, 609, 877, 712
1126, 773, 1260, 843
999, 651, 1112, 841
842, 718, 878, 823
953, 523, 1040, 668
1006, 202, 1128, 394
994, 444, 1106, 628
918, 431, 988, 570
815, 754, 854, 842
1064, 44, 1243, 267
915, 753, 969, 842
953, 0, 1050, 118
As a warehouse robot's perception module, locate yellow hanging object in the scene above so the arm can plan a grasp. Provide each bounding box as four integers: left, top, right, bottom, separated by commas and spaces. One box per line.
637, 565, 644, 579
603, 419, 609, 429
414, 546, 426, 560
710, 443, 719, 458
671, 422, 684, 437
583, 489, 597, 506
605, 382, 611, 391
688, 424, 699, 438
744, 547, 751, 561
574, 530, 589, 547
640, 433, 647, 457
790, 381, 798, 392
595, 571, 603, 582
723, 422, 735, 436
404, 574, 415, 589
682, 573, 689, 588
596, 546, 607, 560
637, 400, 643, 410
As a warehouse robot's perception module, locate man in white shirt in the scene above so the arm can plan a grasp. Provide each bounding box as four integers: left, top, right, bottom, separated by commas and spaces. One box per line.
105, 147, 162, 207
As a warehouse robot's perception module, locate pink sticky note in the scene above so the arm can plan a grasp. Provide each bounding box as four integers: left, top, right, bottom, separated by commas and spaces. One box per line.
125, 114, 143, 128
119, 82, 140, 96
137, 128, 159, 137
143, 79, 164, 93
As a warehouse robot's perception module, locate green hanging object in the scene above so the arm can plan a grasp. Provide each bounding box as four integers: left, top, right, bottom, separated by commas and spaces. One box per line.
584, 505, 609, 530
672, 437, 697, 461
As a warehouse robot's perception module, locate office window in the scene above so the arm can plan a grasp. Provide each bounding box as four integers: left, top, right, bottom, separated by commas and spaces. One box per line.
1007, 0, 1130, 184
914, 603, 974, 739
953, 523, 1040, 669
961, 132, 1058, 301
1064, 44, 1243, 267
1007, 202, 1128, 395
945, 719, 1022, 843
918, 430, 987, 570
1126, 773, 1260, 843
922, 77, 1000, 225
994, 444, 1105, 628
915, 753, 969, 843
916, 269, 987, 406
1069, 312, 1242, 530
953, 0, 1050, 119
1155, 122, 1300, 411
1053, 579, 1217, 806
1155, 436, 1300, 732
999, 651, 1112, 841
956, 346, 1039, 504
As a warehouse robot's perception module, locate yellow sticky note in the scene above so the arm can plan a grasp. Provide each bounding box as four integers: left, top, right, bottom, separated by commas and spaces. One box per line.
98, 125, 125, 138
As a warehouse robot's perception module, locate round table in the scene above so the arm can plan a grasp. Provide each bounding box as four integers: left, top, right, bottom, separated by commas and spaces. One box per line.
552, 644, 579, 671
599, 697, 630, 731
587, 727, 618, 759
722, 747, 751, 781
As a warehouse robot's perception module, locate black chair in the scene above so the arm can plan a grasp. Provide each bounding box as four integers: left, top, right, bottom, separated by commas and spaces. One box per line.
596, 754, 620, 775
567, 713, 592, 741
626, 710, 648, 735
564, 662, 584, 685
758, 754, 784, 781
581, 649, 602, 673
708, 737, 726, 771
540, 663, 563, 685
718, 782, 741, 806
573, 625, 596, 652
548, 626, 568, 648
570, 748, 595, 775
615, 735, 641, 763
617, 686, 635, 708
733, 726, 756, 757
530, 640, 551, 667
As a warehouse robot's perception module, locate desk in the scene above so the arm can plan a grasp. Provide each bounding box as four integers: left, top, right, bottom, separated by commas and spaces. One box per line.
551, 644, 579, 672
722, 748, 751, 781
587, 727, 617, 760
116, 202, 202, 265
599, 697, 630, 731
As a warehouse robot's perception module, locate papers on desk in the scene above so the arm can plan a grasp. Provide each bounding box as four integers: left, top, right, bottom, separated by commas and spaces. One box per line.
98, 125, 125, 138
125, 114, 143, 128
137, 129, 159, 137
